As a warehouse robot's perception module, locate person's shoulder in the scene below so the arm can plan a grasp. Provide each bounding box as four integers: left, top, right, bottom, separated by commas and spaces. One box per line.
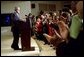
72, 15, 79, 20
73, 15, 78, 18
13, 11, 17, 14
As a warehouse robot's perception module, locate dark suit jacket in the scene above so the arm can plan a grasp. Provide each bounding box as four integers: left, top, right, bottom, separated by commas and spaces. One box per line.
11, 12, 20, 32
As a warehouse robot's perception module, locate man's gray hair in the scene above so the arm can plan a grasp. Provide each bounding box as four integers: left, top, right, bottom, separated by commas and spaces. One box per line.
15, 6, 20, 11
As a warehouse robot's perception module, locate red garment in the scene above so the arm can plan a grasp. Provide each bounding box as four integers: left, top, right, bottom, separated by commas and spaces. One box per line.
35, 21, 43, 34
47, 23, 55, 36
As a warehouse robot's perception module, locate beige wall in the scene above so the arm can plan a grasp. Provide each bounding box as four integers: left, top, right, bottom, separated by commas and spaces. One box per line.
31, 1, 64, 16
1, 1, 65, 18
1, 1, 31, 18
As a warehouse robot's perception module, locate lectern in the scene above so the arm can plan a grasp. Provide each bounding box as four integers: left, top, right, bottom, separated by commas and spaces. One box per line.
19, 19, 35, 51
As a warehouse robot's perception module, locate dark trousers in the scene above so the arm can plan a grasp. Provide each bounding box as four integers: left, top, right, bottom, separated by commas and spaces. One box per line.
56, 37, 83, 56
11, 27, 20, 49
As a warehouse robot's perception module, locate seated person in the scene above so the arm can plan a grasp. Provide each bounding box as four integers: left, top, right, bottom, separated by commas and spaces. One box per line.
34, 17, 43, 40
43, 20, 69, 47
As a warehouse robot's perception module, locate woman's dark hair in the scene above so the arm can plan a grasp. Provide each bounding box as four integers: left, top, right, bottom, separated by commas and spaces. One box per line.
62, 7, 70, 13
28, 13, 32, 16
61, 12, 68, 18
36, 15, 42, 21
49, 12, 53, 16
39, 10, 44, 15
58, 10, 62, 16
51, 23, 59, 31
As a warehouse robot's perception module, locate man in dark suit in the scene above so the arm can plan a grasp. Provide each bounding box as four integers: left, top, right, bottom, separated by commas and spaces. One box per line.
11, 7, 21, 50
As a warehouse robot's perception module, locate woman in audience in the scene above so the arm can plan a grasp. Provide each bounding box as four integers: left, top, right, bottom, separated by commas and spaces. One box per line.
34, 17, 43, 40
34, 16, 48, 44
43, 19, 69, 48
59, 12, 68, 24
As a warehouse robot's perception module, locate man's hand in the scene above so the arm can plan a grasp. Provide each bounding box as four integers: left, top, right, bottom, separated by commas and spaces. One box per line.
20, 19, 26, 22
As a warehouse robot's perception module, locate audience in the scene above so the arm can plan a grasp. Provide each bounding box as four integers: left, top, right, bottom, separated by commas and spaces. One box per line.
25, 1, 83, 56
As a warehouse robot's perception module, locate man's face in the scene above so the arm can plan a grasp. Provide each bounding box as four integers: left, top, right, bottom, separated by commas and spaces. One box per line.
16, 7, 20, 13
